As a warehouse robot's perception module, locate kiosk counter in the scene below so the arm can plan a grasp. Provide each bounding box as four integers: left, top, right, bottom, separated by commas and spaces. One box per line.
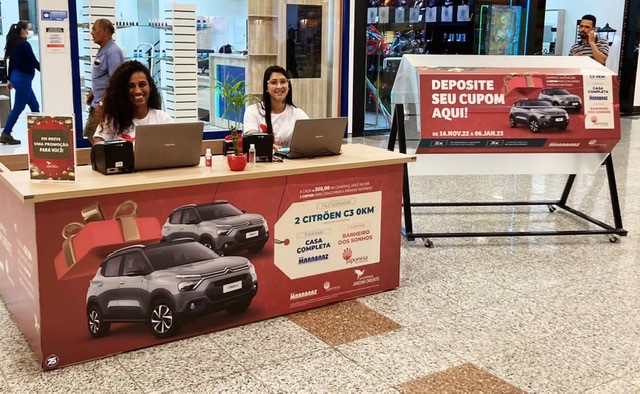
0, 143, 415, 369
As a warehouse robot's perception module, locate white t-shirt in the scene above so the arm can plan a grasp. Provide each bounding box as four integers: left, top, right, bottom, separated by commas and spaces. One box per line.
243, 103, 309, 147
94, 109, 173, 142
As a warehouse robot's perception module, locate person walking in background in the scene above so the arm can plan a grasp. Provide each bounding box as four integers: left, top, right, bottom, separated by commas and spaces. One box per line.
1, 21, 39, 145
84, 19, 124, 144
569, 14, 609, 66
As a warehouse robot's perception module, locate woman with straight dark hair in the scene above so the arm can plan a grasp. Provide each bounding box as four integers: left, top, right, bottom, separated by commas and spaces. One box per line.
93, 61, 171, 142
2, 21, 40, 145
243, 65, 308, 149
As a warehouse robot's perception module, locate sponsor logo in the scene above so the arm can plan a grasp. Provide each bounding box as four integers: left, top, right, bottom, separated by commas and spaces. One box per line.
290, 290, 318, 300
298, 254, 329, 264
589, 75, 606, 79
342, 248, 352, 261
589, 139, 597, 145
323, 281, 341, 292
486, 140, 504, 146
45, 354, 59, 368
549, 142, 580, 147
430, 140, 448, 147
353, 270, 380, 287
342, 248, 368, 264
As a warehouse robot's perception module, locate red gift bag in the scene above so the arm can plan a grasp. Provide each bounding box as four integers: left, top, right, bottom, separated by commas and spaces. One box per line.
54, 200, 162, 280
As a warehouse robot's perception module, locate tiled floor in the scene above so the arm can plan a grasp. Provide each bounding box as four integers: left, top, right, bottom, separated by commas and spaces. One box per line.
1, 116, 639, 392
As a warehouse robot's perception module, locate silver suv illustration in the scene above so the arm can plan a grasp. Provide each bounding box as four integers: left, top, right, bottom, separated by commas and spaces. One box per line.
509, 99, 569, 132
162, 201, 269, 255
538, 88, 582, 112
86, 239, 258, 338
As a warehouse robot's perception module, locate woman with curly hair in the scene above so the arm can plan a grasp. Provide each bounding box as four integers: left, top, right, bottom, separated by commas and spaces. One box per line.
93, 61, 171, 142
243, 65, 308, 149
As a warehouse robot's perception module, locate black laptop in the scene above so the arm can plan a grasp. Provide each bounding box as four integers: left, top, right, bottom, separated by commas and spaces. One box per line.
276, 117, 348, 159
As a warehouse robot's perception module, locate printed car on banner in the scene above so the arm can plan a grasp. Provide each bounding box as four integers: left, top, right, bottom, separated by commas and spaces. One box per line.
86, 240, 258, 338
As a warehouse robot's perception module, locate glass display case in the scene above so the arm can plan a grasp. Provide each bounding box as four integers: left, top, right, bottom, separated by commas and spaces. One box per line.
363, 1, 476, 133
480, 5, 521, 55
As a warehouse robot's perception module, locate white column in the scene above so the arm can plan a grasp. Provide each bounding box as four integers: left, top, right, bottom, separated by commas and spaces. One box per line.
163, 3, 198, 121
36, 0, 74, 114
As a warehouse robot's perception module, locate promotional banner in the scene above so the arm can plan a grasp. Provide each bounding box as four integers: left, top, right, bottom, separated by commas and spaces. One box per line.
0, 166, 403, 369
28, 115, 76, 181
417, 67, 620, 154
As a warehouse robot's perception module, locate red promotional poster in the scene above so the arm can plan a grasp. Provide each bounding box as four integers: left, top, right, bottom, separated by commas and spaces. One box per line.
28, 115, 76, 181
0, 164, 403, 369
417, 67, 620, 154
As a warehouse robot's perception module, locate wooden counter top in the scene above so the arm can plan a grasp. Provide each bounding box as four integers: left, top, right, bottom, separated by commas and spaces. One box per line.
0, 144, 414, 203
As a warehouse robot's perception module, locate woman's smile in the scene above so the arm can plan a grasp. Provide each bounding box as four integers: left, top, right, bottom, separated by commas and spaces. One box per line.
128, 71, 150, 108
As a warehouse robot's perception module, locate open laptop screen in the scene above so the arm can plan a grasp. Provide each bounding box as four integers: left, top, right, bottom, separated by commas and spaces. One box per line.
283, 117, 348, 159
134, 122, 204, 170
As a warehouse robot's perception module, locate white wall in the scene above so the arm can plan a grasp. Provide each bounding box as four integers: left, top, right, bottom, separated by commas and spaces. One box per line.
546, 0, 624, 73
0, 1, 20, 54
38, 0, 73, 114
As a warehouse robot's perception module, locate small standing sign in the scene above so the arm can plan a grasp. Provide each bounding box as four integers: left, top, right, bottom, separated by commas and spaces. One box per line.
28, 114, 76, 181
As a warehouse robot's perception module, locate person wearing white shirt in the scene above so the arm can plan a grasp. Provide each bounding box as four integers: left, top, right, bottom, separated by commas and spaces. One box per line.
243, 65, 308, 149
94, 61, 172, 143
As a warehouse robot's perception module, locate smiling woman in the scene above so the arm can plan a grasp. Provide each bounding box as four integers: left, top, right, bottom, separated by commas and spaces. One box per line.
242, 65, 309, 149
93, 60, 172, 142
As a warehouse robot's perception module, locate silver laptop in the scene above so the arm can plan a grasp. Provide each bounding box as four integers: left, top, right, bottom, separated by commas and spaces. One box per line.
278, 117, 348, 159
134, 122, 204, 170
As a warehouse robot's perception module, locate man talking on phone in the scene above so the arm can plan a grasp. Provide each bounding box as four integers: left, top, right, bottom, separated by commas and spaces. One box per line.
569, 14, 609, 65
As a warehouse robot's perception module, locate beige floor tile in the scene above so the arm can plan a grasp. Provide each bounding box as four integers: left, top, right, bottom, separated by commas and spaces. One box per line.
250, 348, 396, 393
337, 327, 462, 386
208, 317, 329, 368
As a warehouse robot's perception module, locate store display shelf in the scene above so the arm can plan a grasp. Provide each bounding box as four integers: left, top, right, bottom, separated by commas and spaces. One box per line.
425, 21, 471, 26
115, 24, 173, 31
371, 22, 426, 28
127, 56, 174, 61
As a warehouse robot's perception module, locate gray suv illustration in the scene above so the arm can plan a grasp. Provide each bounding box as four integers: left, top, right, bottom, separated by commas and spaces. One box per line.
162, 201, 269, 255
538, 88, 582, 112
509, 99, 569, 132
86, 239, 258, 338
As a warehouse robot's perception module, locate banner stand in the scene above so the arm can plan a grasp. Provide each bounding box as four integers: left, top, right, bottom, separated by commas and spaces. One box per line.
388, 103, 628, 248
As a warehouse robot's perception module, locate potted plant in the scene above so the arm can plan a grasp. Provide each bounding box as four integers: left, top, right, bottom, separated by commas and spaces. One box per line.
214, 76, 254, 171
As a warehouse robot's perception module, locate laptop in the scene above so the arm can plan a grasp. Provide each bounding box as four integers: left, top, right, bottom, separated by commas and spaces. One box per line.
276, 117, 348, 159
134, 122, 204, 170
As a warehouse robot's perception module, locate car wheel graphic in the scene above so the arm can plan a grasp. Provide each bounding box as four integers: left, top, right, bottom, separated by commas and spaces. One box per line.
149, 299, 181, 338
87, 304, 110, 338
508, 115, 517, 128
225, 299, 252, 315
199, 235, 216, 250
528, 118, 540, 132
